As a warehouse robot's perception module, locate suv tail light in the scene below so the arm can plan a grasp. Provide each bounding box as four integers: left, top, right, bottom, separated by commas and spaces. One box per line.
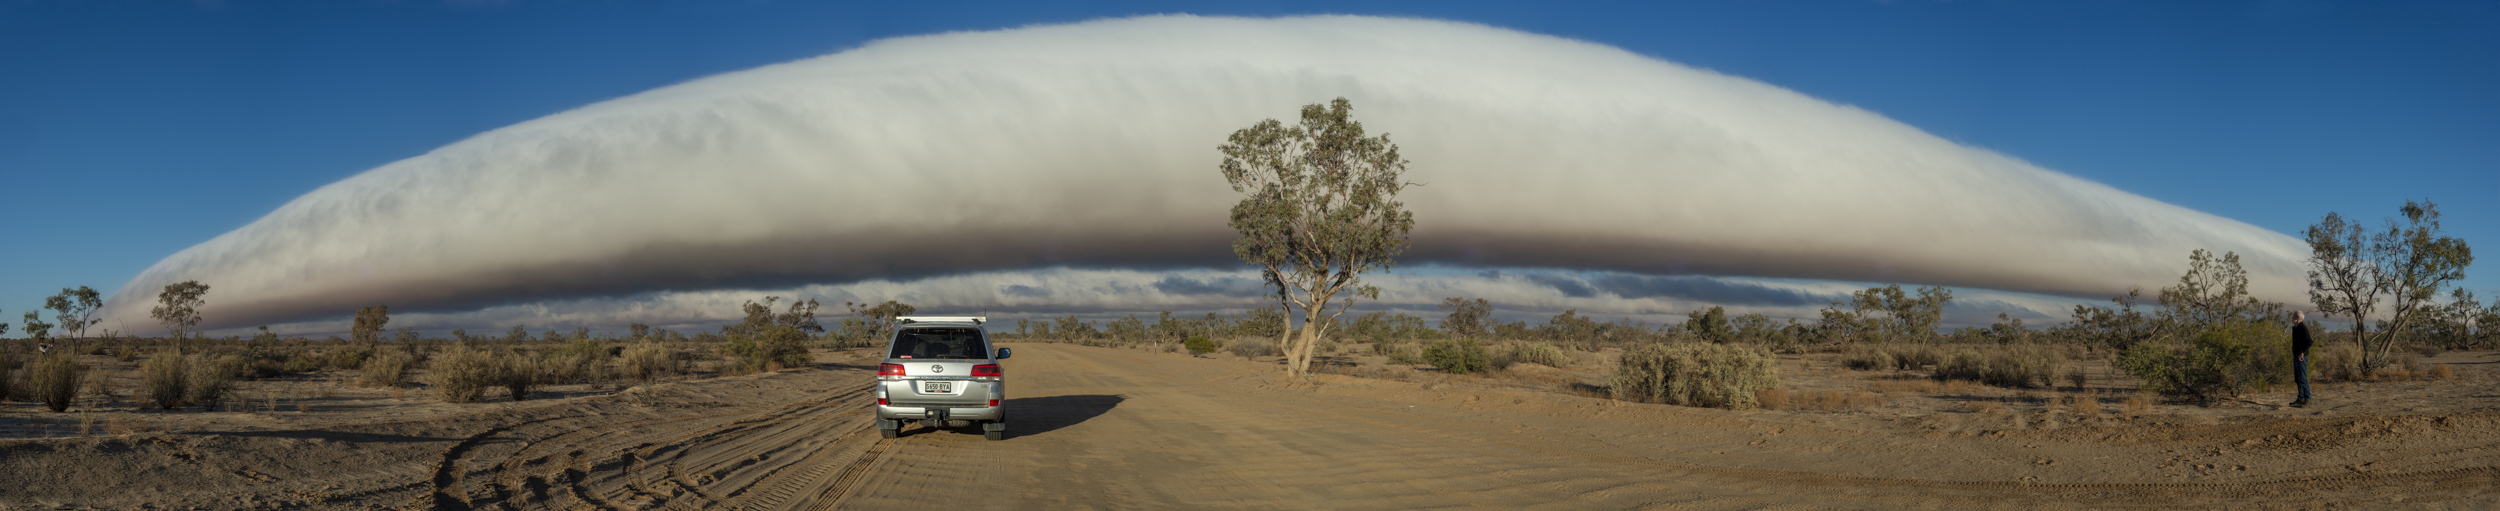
879, 363, 906, 380
972, 364, 1002, 381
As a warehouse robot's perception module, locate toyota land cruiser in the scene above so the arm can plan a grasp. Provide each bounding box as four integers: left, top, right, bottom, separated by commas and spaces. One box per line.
873, 316, 1011, 440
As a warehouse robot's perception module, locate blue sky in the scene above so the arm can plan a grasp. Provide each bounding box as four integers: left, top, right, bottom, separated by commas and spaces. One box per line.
2, 1, 2493, 334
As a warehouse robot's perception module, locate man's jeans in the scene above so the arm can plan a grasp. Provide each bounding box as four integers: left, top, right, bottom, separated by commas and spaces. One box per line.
2295, 355, 2312, 402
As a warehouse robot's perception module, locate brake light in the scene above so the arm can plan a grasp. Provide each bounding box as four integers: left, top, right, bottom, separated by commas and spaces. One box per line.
972, 364, 1002, 377
879, 363, 905, 380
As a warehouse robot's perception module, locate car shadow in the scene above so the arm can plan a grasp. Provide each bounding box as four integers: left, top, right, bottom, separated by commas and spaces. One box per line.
1001, 394, 1124, 438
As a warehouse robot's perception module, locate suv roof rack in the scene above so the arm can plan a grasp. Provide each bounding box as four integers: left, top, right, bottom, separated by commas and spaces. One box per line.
896, 316, 985, 325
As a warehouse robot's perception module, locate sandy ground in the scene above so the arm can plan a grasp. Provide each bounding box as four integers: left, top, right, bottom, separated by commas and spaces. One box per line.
3, 343, 2497, 510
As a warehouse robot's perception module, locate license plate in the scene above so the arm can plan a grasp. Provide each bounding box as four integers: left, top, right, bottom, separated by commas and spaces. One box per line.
922, 381, 953, 393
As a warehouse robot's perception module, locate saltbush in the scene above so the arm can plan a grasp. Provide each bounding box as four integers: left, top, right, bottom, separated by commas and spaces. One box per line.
142, 352, 189, 410
1840, 346, 1892, 371
2119, 322, 2291, 402
0, 351, 18, 402
1935, 345, 2059, 388
1421, 339, 1491, 374
499, 351, 542, 401
1503, 341, 1573, 368
1227, 338, 1279, 358
28, 353, 87, 412
1183, 336, 1218, 356
361, 353, 409, 388
1610, 343, 1778, 409
187, 354, 243, 410
621, 341, 678, 382
430, 349, 496, 403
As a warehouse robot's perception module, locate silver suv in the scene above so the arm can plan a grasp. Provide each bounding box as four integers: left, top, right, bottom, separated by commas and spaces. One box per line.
873, 316, 1011, 440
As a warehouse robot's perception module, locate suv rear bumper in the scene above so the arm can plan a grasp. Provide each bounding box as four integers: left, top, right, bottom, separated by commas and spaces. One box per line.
876, 404, 1004, 422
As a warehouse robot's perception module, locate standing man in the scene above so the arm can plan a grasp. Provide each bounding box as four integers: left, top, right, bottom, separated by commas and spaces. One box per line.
2291, 311, 2314, 408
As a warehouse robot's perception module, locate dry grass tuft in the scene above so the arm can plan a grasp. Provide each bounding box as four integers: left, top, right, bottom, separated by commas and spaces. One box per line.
1970, 400, 2006, 415
1765, 389, 1889, 412
2431, 364, 2455, 380
2123, 393, 2155, 415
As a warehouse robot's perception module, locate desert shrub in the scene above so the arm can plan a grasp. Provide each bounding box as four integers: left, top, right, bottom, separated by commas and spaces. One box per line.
1382, 341, 1425, 366
2119, 322, 2290, 402
1840, 346, 1892, 371
141, 352, 189, 410
620, 341, 678, 382
1227, 338, 1279, 358
498, 351, 542, 401
430, 349, 496, 403
281, 353, 324, 374
2314, 342, 2363, 382
361, 353, 409, 388
326, 348, 369, 371
722, 328, 812, 373
29, 353, 88, 412
1421, 339, 1492, 374
1890, 345, 1941, 370
1609, 343, 1778, 409
187, 355, 243, 410
0, 350, 17, 401
1935, 345, 2059, 388
1503, 341, 1573, 368
1183, 336, 1218, 356
2414, 345, 2442, 358
542, 351, 609, 385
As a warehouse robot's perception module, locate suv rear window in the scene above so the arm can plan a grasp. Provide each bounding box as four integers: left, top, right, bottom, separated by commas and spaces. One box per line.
889, 327, 988, 360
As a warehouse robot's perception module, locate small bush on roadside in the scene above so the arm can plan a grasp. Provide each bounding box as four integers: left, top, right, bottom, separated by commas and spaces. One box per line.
1840, 346, 1891, 371
0, 351, 18, 402
30, 353, 88, 412
361, 353, 409, 388
281, 353, 323, 374
430, 349, 496, 403
1610, 343, 1778, 409
2119, 322, 2289, 402
1227, 338, 1278, 358
1890, 345, 1942, 370
621, 341, 678, 382
498, 351, 542, 401
326, 348, 370, 371
1421, 339, 1492, 374
187, 354, 243, 410
1502, 341, 1573, 368
142, 352, 189, 410
1936, 345, 2059, 388
1183, 336, 1218, 356
2314, 342, 2363, 382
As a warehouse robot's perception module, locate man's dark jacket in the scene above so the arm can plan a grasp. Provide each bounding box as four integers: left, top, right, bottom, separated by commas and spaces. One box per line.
2293, 321, 2313, 355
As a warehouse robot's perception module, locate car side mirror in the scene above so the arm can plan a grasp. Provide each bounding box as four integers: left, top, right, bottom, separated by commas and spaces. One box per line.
995, 347, 1013, 360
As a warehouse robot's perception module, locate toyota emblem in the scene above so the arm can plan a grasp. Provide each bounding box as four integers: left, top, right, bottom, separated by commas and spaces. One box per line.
930, 365, 944, 373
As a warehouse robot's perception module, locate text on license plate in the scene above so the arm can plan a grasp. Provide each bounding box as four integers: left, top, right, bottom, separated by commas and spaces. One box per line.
922, 381, 953, 393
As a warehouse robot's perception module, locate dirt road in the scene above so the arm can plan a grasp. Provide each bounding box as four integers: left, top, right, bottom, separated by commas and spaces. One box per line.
5, 343, 2497, 509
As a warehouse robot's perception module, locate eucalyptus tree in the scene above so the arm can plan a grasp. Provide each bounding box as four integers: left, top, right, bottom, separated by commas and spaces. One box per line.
2306, 200, 2474, 369
151, 280, 209, 353
44, 286, 104, 341
1219, 97, 1418, 379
